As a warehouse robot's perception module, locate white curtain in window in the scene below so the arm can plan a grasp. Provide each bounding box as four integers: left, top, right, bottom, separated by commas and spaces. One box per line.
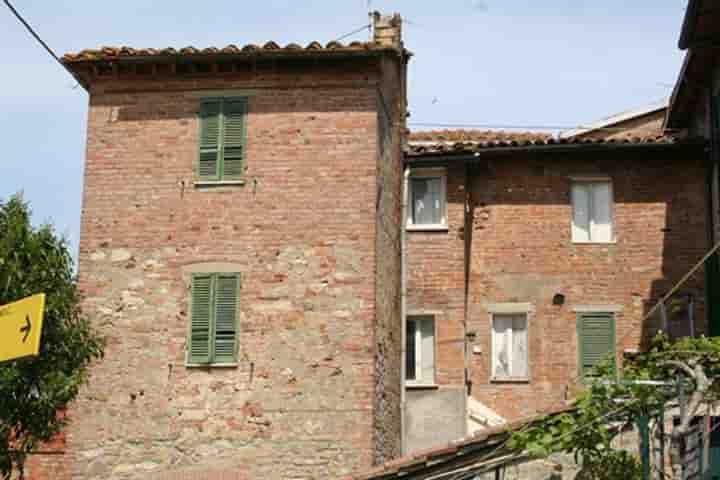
590, 182, 613, 242
492, 316, 512, 378
571, 183, 591, 242
511, 315, 528, 378
427, 177, 442, 225
493, 314, 528, 378
412, 177, 442, 225
420, 318, 435, 382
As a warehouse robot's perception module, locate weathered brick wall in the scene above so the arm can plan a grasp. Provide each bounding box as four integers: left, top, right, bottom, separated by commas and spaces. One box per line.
408, 149, 708, 424
28, 62, 400, 479
404, 165, 467, 451
406, 165, 467, 388
20, 431, 68, 480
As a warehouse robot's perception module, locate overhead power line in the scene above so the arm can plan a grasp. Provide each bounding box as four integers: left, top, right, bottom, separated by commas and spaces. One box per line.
3, 0, 86, 90
409, 121, 679, 132
333, 24, 371, 43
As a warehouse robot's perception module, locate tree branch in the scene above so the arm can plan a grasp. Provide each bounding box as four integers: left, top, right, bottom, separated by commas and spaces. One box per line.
659, 360, 697, 381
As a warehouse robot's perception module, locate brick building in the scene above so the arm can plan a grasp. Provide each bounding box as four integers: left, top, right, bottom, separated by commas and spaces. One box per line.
20, 4, 718, 477
402, 129, 709, 452
27, 13, 408, 480
666, 0, 720, 339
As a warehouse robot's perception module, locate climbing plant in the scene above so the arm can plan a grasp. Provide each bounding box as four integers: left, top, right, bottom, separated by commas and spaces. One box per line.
508, 333, 720, 479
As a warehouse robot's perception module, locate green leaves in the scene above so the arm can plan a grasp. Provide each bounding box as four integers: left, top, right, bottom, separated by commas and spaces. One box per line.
0, 194, 105, 479
508, 332, 720, 479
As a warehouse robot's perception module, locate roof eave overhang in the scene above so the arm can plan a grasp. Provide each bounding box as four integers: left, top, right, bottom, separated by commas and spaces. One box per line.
405, 141, 705, 165
62, 48, 406, 68
664, 52, 692, 130
679, 0, 702, 50
62, 48, 408, 88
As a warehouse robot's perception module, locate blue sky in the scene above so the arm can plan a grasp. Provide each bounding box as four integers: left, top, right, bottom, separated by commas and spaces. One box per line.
0, 1, 687, 258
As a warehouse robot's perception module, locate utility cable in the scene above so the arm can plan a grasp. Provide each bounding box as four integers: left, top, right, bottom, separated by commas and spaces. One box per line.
564, 239, 720, 387
609, 238, 720, 356
643, 240, 720, 324
3, 0, 87, 90
409, 121, 680, 133
333, 24, 371, 43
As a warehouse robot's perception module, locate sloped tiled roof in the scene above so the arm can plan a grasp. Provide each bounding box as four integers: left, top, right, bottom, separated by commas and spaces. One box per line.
408, 129, 552, 144
559, 99, 668, 139
62, 41, 395, 63
343, 404, 575, 480
407, 130, 690, 157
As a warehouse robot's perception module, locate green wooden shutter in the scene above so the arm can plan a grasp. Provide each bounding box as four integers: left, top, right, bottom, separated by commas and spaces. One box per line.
198, 100, 222, 180
577, 312, 616, 378
189, 274, 214, 364
213, 274, 239, 363
221, 99, 247, 179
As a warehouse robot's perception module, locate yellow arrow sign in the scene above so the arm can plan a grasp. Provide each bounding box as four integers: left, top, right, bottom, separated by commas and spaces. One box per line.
0, 293, 45, 362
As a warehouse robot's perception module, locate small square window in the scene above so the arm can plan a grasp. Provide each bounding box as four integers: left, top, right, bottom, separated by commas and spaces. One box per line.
406, 316, 435, 385
408, 169, 447, 229
491, 314, 528, 380
571, 179, 614, 243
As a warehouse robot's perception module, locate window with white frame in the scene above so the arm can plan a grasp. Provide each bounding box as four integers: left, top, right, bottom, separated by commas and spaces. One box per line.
491, 313, 528, 380
406, 316, 435, 384
408, 169, 447, 228
571, 179, 614, 243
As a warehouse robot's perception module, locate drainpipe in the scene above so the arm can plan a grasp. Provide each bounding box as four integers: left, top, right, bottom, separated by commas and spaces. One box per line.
462, 162, 473, 436
400, 166, 410, 455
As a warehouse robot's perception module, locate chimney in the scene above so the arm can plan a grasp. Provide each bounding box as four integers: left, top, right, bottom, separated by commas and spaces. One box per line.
372, 12, 403, 49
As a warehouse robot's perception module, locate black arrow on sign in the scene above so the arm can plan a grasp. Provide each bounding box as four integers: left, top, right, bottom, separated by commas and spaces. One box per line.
20, 315, 31, 343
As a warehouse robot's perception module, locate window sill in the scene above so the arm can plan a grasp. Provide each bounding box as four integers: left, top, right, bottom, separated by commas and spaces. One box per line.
490, 377, 530, 384
194, 180, 246, 188
571, 240, 617, 245
185, 362, 239, 368
405, 383, 439, 390
406, 224, 449, 232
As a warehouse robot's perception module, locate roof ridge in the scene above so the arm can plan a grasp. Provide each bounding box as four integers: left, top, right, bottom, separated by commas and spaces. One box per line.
406, 133, 695, 156
408, 129, 553, 143
62, 41, 397, 63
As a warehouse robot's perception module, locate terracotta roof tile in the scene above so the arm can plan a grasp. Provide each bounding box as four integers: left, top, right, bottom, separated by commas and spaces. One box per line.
62, 41, 396, 63
408, 129, 552, 143
407, 130, 692, 157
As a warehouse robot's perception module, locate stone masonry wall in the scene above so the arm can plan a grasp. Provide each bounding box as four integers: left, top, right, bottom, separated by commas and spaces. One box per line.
407, 149, 708, 428
371, 51, 406, 462
29, 66, 391, 480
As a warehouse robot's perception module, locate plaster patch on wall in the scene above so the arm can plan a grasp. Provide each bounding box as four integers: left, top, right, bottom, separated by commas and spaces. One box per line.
493, 273, 562, 301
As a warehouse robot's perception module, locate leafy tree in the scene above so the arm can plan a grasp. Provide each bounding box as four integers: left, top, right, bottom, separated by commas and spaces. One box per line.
508, 333, 720, 480
0, 195, 104, 479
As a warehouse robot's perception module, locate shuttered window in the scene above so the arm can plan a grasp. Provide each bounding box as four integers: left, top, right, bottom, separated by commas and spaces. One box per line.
577, 312, 616, 379
188, 273, 240, 365
197, 98, 247, 181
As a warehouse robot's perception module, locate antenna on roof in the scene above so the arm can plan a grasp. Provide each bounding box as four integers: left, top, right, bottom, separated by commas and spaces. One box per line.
367, 0, 373, 40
